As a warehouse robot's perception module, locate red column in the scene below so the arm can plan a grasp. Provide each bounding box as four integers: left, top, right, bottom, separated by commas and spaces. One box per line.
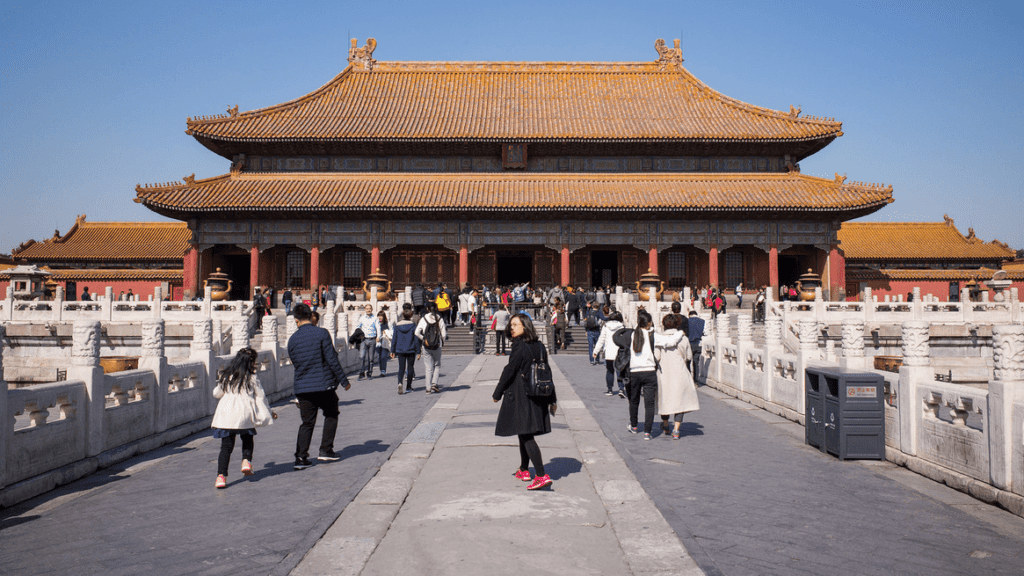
648, 246, 658, 276
459, 245, 469, 287
561, 245, 571, 286
769, 244, 779, 293
183, 244, 199, 299
249, 245, 260, 293
829, 245, 846, 301
370, 243, 380, 273
708, 245, 719, 288
310, 244, 320, 290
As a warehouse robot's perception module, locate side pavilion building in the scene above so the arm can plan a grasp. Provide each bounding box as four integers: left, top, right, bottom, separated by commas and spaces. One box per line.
136, 39, 893, 300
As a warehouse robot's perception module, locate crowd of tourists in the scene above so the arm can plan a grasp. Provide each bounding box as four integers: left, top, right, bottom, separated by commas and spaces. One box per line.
209, 279, 778, 492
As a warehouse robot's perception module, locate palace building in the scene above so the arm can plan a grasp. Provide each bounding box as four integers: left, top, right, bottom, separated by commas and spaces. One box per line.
132, 38, 893, 300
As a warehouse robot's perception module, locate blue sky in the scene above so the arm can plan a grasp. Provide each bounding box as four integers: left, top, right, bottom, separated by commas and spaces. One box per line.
2, 0, 1021, 254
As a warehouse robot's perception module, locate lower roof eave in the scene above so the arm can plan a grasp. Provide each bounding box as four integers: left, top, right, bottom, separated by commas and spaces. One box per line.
142, 201, 889, 222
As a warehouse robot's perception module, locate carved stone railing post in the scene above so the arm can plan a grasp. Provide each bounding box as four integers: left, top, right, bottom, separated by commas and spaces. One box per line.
840, 319, 867, 369
797, 319, 819, 355
189, 318, 217, 415
104, 287, 114, 321
322, 308, 337, 347
336, 312, 349, 349
715, 313, 731, 346
764, 316, 783, 350
67, 320, 104, 457
0, 324, 7, 488
989, 324, 1024, 490
261, 315, 279, 351
286, 314, 298, 342
735, 314, 753, 392
211, 319, 223, 354
3, 286, 13, 321
139, 319, 169, 432
203, 286, 213, 316
53, 286, 64, 322
153, 287, 162, 318
898, 320, 930, 456
231, 317, 250, 353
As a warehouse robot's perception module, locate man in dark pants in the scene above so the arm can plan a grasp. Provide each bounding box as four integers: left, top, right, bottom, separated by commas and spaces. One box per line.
583, 300, 605, 364
687, 311, 705, 381
287, 303, 351, 470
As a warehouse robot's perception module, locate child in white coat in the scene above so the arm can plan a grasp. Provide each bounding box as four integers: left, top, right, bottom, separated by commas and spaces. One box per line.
212, 347, 276, 488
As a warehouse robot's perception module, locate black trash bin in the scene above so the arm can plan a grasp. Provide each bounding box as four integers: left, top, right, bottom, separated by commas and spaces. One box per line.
816, 367, 885, 460
805, 369, 825, 451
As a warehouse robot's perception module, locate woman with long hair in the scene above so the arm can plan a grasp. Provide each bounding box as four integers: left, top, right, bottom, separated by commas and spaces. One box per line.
492, 313, 557, 490
627, 309, 685, 439
656, 314, 699, 439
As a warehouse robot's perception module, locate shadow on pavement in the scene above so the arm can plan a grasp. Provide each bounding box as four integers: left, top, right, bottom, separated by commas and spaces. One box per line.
546, 456, 583, 480
338, 439, 390, 460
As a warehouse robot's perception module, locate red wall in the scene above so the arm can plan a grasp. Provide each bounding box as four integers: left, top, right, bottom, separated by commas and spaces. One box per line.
848, 278, 1024, 301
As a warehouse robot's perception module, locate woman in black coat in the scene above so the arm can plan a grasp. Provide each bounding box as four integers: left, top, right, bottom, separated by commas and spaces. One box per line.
492, 313, 558, 490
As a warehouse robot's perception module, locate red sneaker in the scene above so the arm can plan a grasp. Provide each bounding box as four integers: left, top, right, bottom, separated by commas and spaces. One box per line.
215, 474, 227, 489
513, 469, 532, 482
527, 474, 552, 490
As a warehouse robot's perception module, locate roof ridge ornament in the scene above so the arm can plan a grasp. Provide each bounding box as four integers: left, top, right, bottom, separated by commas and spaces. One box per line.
654, 38, 683, 68
227, 105, 238, 117
789, 105, 801, 118
184, 174, 196, 185
349, 38, 377, 70
834, 173, 847, 184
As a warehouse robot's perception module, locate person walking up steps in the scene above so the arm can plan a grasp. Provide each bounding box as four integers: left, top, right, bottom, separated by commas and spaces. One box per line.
415, 301, 447, 394
491, 304, 511, 355
492, 313, 557, 491
211, 347, 277, 488
288, 304, 351, 470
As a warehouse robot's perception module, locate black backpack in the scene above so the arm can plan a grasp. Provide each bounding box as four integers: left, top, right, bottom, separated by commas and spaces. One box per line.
423, 316, 442, 350
525, 342, 555, 398
585, 310, 599, 331
612, 328, 633, 380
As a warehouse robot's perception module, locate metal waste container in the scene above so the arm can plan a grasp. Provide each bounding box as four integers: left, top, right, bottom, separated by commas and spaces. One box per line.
804, 369, 825, 450
813, 367, 885, 460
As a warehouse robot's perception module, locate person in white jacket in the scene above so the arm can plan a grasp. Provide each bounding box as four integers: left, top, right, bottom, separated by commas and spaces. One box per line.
656, 314, 699, 439
211, 347, 277, 488
592, 308, 626, 397
627, 309, 685, 440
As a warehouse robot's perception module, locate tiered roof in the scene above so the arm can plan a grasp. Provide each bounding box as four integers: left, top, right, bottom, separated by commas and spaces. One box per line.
838, 221, 1014, 261
135, 171, 893, 218
185, 40, 842, 159
12, 216, 190, 263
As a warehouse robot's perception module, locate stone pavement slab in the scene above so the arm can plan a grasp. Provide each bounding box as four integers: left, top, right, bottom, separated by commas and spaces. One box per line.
0, 356, 474, 576
554, 355, 1024, 576
296, 354, 702, 576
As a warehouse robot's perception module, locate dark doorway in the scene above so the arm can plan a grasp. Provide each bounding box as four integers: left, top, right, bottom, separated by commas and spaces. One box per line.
496, 256, 532, 286
591, 250, 618, 288
222, 254, 251, 300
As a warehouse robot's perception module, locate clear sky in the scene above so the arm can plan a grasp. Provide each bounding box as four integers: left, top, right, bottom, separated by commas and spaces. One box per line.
2, 0, 1021, 254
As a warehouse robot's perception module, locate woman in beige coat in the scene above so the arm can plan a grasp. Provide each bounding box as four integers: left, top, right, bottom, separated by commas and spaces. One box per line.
656, 315, 699, 439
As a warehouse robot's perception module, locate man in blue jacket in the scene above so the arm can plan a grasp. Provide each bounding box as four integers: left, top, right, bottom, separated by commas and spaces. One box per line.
288, 303, 350, 470
687, 310, 705, 380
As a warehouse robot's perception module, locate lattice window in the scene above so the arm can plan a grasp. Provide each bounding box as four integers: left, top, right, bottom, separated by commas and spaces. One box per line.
286, 251, 305, 288
408, 255, 422, 283
424, 255, 439, 284
572, 252, 589, 288
477, 252, 495, 285
621, 252, 638, 286
392, 254, 407, 286
724, 251, 744, 288
441, 254, 456, 285
343, 251, 363, 287
535, 252, 553, 286
667, 252, 686, 288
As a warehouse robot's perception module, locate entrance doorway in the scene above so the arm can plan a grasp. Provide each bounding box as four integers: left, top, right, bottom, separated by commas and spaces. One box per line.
591, 250, 618, 288
222, 254, 251, 300
496, 254, 532, 286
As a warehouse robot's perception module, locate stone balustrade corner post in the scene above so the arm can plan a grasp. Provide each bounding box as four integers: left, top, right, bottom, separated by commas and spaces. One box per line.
898, 320, 931, 456
67, 320, 105, 457
988, 324, 1024, 491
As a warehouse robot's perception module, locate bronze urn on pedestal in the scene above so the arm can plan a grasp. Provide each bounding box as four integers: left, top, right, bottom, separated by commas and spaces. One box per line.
635, 269, 665, 301
362, 268, 394, 301
203, 268, 234, 301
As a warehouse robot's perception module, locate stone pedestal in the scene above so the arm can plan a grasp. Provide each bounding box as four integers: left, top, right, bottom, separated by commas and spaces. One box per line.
898, 321, 931, 456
